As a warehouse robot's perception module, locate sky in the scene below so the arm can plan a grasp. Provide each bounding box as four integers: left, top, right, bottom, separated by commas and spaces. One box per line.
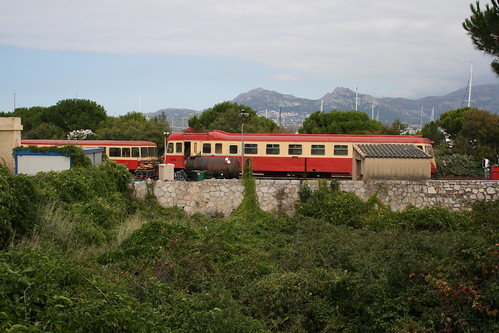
0, 0, 497, 116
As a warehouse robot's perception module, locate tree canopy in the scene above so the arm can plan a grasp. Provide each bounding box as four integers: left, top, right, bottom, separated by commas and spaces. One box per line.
188, 101, 279, 133
427, 107, 499, 161
96, 112, 170, 153
46, 99, 108, 133
463, 0, 499, 76
299, 110, 383, 134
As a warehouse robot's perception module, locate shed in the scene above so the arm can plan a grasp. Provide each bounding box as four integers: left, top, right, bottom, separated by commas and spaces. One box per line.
352, 144, 431, 181
14, 147, 104, 175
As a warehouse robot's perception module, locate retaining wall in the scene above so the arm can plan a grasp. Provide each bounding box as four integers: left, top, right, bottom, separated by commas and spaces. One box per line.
132, 179, 498, 217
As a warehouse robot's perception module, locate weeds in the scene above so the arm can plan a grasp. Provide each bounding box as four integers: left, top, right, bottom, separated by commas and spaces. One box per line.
0, 168, 497, 332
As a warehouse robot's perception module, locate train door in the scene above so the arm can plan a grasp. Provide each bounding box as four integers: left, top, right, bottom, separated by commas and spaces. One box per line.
184, 142, 191, 160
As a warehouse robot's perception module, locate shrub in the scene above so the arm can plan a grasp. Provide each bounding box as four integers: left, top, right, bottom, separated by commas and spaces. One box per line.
0, 167, 39, 248
437, 153, 483, 177
393, 205, 472, 231
296, 180, 375, 228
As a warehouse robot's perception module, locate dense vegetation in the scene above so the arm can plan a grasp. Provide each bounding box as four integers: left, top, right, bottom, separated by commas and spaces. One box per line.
0, 100, 170, 153
0, 159, 497, 332
188, 101, 281, 133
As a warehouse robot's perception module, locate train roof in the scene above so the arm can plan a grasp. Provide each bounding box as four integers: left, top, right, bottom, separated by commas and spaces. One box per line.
21, 139, 157, 146
168, 130, 433, 144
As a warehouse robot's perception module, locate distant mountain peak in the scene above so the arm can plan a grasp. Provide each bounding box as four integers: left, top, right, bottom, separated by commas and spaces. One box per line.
232, 84, 499, 123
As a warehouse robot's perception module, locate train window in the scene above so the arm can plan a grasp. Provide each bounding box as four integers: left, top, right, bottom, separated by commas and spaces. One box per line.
149, 147, 157, 157
288, 144, 302, 155
311, 144, 325, 155
176, 143, 182, 153
266, 144, 280, 155
166, 143, 174, 154
122, 148, 131, 157
109, 148, 121, 157
416, 145, 423, 150
203, 143, 211, 154
141, 147, 149, 157
244, 143, 258, 154
229, 145, 238, 154
215, 143, 222, 154
425, 146, 433, 156
132, 147, 140, 157
334, 145, 348, 156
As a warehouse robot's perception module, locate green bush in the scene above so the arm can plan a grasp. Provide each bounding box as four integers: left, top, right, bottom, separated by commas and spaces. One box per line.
436, 153, 483, 177
0, 167, 39, 249
297, 180, 375, 228
393, 205, 472, 231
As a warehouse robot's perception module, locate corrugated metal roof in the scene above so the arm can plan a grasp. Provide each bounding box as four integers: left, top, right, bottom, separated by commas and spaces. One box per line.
354, 144, 431, 159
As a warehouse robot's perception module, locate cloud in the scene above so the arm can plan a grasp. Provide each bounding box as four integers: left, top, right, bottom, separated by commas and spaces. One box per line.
0, 0, 496, 101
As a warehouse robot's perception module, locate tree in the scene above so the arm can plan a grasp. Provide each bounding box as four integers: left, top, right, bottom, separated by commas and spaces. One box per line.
437, 107, 469, 140
463, 0, 499, 76
299, 110, 382, 134
379, 119, 409, 135
456, 109, 499, 160
420, 121, 446, 149
188, 101, 279, 133
45, 99, 108, 133
96, 112, 170, 154
24, 122, 66, 139
0, 106, 49, 138
437, 107, 499, 161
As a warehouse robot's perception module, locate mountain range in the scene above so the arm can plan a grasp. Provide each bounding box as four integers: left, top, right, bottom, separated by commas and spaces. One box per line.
150, 83, 499, 131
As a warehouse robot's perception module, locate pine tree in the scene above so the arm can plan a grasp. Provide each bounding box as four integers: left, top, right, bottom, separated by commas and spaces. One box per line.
463, 1, 499, 76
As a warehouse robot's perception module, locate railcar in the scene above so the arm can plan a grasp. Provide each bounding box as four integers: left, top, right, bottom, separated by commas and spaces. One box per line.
163, 130, 436, 178
21, 139, 158, 171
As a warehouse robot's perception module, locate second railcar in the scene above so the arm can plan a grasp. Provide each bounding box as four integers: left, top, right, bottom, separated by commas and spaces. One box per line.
21, 139, 158, 171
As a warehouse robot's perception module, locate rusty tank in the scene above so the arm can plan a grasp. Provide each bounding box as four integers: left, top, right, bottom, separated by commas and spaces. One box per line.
184, 156, 241, 179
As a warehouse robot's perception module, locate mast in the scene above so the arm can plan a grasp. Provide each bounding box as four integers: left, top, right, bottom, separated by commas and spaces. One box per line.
467, 62, 473, 107
355, 87, 358, 111
419, 106, 424, 130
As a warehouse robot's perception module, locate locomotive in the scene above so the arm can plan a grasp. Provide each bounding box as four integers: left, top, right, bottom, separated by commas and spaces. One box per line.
163, 130, 436, 179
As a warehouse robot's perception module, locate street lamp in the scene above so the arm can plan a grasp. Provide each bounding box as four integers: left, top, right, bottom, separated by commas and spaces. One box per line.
240, 109, 248, 176
163, 131, 170, 163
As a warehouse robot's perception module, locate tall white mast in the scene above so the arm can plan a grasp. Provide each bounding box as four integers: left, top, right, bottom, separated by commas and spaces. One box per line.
355, 87, 358, 111
371, 105, 374, 120
467, 62, 473, 107
320, 99, 324, 112
419, 106, 424, 130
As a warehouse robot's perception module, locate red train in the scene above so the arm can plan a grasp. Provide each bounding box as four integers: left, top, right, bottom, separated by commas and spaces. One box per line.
163, 130, 436, 178
21, 139, 158, 171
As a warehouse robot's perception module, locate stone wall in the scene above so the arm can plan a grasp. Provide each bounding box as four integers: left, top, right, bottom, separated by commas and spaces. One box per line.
132, 179, 498, 217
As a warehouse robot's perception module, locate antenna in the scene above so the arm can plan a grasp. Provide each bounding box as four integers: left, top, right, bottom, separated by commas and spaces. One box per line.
139, 96, 142, 112
371, 105, 374, 120
13, 92, 16, 111
376, 109, 380, 121
279, 107, 282, 126
320, 99, 324, 112
430, 107, 435, 122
